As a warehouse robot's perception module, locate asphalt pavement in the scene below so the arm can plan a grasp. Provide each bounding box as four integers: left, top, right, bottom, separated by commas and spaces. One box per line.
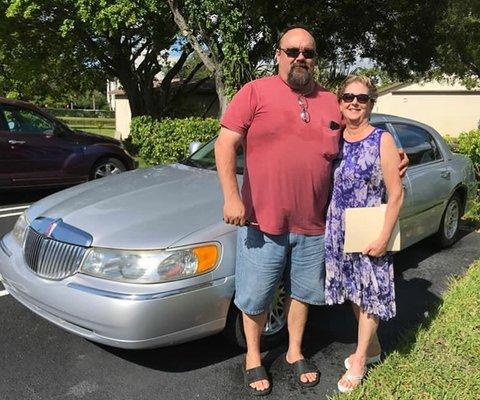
0, 193, 479, 400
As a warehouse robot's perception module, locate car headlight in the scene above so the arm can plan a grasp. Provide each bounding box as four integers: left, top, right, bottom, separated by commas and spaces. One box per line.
12, 212, 29, 246
80, 243, 221, 283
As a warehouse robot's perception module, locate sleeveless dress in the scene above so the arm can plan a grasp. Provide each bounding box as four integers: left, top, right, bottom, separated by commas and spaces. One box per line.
324, 127, 396, 320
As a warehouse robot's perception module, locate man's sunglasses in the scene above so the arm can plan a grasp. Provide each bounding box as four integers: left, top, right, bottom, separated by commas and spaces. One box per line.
279, 47, 316, 59
340, 93, 372, 104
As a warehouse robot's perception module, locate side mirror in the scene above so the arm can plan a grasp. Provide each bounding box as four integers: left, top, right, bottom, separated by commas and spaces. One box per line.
189, 141, 203, 155
52, 123, 66, 136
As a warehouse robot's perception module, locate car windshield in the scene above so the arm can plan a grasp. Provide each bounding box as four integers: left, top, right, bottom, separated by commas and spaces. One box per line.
182, 137, 244, 174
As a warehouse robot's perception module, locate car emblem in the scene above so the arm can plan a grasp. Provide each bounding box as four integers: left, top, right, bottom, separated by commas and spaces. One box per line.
44, 219, 60, 237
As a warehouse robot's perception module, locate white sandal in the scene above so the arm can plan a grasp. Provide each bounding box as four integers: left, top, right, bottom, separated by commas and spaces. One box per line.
337, 368, 366, 393
344, 353, 381, 370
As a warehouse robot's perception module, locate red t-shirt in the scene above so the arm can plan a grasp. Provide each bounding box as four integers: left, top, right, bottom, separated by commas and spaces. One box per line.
221, 75, 342, 235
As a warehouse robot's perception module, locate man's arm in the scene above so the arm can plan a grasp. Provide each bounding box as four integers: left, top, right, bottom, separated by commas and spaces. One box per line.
214, 127, 246, 226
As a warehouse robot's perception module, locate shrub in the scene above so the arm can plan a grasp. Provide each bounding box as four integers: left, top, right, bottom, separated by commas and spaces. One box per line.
456, 129, 480, 180
450, 130, 480, 222
129, 116, 220, 165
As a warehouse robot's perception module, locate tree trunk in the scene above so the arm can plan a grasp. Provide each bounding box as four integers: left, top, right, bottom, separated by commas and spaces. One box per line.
214, 71, 229, 118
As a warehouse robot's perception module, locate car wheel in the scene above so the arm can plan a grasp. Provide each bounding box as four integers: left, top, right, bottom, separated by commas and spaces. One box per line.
435, 193, 462, 248
90, 157, 126, 180
224, 282, 288, 350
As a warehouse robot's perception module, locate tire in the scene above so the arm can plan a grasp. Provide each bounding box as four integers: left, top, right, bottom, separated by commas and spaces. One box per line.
223, 282, 288, 351
90, 157, 126, 180
435, 193, 462, 248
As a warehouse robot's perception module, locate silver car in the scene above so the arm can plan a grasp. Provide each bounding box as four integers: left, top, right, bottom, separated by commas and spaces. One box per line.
0, 114, 476, 350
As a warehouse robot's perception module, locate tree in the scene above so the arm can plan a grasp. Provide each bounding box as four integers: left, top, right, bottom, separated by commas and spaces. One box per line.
2, 0, 205, 117
0, 0, 103, 100
168, 0, 445, 114
434, 0, 480, 88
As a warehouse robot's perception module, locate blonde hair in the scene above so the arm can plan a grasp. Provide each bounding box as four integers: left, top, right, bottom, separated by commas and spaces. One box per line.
337, 75, 378, 103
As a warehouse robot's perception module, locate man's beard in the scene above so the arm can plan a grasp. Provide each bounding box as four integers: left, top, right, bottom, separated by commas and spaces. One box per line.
287, 63, 313, 90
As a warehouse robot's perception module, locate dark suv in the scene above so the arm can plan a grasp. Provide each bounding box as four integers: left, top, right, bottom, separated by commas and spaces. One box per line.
0, 97, 136, 189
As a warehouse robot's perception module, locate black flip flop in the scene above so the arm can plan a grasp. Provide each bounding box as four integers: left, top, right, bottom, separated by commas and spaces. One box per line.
243, 365, 272, 396
284, 357, 320, 388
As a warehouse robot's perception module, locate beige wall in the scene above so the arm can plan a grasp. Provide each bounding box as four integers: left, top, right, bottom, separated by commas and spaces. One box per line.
374, 81, 480, 137
114, 95, 132, 140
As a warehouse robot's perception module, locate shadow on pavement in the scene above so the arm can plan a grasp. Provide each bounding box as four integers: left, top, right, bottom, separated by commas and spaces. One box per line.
102, 225, 479, 376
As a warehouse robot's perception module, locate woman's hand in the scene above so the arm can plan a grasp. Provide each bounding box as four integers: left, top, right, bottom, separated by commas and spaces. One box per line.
362, 238, 388, 257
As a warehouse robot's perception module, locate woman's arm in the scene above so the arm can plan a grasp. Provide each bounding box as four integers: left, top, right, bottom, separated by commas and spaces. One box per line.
363, 132, 404, 257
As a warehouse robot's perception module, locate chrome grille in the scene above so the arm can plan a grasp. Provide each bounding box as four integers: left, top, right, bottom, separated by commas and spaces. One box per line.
24, 228, 87, 280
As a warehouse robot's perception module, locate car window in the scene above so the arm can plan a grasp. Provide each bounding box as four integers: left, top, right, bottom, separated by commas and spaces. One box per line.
185, 137, 244, 174
3, 105, 54, 134
392, 123, 442, 166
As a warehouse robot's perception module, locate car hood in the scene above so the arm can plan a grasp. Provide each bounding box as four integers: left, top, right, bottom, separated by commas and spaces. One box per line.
26, 164, 226, 249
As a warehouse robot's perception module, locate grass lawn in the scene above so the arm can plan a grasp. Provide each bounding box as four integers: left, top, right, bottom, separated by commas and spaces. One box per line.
331, 259, 480, 399
70, 125, 116, 138
59, 117, 116, 138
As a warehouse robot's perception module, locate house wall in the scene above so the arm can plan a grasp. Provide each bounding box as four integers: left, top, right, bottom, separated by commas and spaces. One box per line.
114, 92, 219, 139
374, 81, 480, 137
114, 95, 132, 140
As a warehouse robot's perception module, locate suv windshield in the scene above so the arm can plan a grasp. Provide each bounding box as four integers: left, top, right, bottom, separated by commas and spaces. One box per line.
182, 137, 244, 174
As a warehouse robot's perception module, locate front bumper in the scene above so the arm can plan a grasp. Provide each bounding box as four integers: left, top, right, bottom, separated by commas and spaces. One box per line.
0, 233, 234, 349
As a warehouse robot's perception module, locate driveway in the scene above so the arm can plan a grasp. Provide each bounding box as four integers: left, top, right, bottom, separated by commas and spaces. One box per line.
0, 195, 479, 400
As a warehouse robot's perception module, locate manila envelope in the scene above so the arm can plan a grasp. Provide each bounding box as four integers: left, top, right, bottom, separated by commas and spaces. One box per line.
344, 204, 401, 253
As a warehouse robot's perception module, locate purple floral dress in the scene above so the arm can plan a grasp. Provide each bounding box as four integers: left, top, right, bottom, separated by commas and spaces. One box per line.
325, 128, 396, 320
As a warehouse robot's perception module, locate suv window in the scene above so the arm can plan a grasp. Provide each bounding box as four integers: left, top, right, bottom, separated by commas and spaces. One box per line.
3, 105, 54, 134
392, 123, 441, 166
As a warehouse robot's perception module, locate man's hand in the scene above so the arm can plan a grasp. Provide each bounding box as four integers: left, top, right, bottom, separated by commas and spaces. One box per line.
398, 149, 409, 178
223, 197, 247, 226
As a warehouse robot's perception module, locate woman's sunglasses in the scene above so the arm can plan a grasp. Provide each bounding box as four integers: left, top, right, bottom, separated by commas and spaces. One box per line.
340, 93, 372, 104
280, 47, 316, 59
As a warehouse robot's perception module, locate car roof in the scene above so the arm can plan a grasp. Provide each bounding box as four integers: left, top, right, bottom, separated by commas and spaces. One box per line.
0, 96, 41, 111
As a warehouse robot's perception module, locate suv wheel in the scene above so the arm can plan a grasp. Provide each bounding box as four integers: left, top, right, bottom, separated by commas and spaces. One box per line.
435, 193, 462, 248
90, 157, 126, 180
224, 282, 287, 350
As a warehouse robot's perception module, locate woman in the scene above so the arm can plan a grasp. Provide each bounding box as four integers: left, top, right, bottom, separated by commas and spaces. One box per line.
324, 75, 404, 393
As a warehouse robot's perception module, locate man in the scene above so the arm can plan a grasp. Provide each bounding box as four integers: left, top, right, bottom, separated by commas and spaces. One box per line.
215, 26, 405, 395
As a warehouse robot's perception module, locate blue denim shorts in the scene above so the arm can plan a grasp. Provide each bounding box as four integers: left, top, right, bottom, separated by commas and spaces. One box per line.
234, 226, 326, 315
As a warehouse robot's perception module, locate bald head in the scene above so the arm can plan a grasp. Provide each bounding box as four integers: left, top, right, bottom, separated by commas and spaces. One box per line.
276, 27, 316, 92
278, 27, 316, 50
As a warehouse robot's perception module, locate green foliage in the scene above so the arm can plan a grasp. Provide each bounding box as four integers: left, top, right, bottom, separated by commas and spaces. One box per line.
434, 0, 480, 87
129, 116, 219, 165
57, 116, 114, 127
1, 0, 189, 118
445, 130, 480, 222
456, 130, 480, 180
48, 109, 115, 119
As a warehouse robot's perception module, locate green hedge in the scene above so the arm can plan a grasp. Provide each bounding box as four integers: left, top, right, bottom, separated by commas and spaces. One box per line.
46, 108, 115, 118
445, 130, 480, 221
444, 130, 480, 179
129, 116, 220, 166
58, 117, 115, 127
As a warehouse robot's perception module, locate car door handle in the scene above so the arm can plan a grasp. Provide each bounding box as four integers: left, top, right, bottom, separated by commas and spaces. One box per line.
440, 171, 451, 179
8, 140, 26, 145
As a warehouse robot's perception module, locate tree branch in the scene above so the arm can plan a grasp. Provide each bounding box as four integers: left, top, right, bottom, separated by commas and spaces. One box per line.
161, 48, 191, 92
166, 0, 217, 73
184, 61, 206, 85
